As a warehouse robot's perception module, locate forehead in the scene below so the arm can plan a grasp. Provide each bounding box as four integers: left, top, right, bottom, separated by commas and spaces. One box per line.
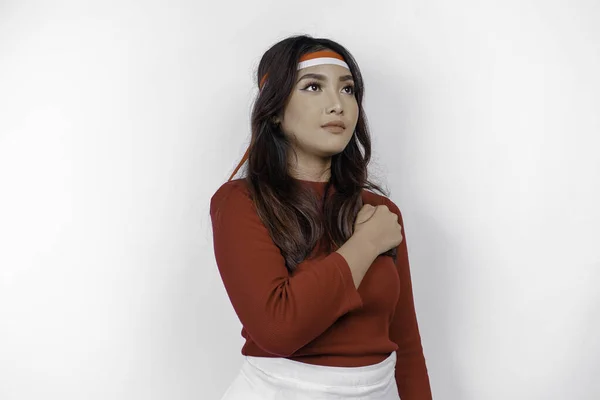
296, 64, 353, 81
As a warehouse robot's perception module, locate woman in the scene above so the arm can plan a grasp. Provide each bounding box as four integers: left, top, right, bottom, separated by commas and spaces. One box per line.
210, 34, 432, 399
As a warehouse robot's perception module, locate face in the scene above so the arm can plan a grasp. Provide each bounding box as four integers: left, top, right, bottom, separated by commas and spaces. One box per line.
276, 63, 359, 181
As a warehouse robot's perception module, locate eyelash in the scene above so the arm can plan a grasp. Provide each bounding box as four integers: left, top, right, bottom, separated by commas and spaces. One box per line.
302, 81, 355, 95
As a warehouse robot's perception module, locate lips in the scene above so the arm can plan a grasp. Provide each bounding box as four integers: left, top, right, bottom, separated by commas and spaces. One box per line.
322, 125, 345, 133
321, 121, 346, 129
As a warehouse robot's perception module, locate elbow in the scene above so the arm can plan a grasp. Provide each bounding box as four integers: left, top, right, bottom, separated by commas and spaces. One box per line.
257, 343, 297, 358
247, 323, 304, 357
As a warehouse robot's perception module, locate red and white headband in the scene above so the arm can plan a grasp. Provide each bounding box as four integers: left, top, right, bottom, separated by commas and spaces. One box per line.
259, 49, 350, 90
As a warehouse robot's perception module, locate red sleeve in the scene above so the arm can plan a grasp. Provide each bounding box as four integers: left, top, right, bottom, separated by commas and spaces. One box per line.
210, 182, 364, 357
386, 198, 433, 399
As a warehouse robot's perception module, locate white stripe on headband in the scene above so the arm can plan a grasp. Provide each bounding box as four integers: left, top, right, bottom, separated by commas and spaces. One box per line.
297, 57, 350, 70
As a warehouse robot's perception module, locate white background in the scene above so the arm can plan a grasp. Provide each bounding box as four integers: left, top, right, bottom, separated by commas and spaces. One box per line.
1, 1, 599, 399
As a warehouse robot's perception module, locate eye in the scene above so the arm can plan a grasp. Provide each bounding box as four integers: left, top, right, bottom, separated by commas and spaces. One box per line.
303, 81, 322, 91
302, 81, 356, 95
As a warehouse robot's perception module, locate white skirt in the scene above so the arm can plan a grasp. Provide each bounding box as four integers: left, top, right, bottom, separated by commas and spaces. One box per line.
220, 351, 400, 400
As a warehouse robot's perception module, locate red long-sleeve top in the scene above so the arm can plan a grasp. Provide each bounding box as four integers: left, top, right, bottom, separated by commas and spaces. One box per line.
210, 177, 432, 399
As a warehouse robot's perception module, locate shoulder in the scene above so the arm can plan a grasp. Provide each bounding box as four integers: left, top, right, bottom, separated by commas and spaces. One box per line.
209, 178, 252, 216
362, 188, 403, 220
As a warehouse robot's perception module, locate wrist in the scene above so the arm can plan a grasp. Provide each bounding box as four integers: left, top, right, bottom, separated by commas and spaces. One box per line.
350, 232, 380, 259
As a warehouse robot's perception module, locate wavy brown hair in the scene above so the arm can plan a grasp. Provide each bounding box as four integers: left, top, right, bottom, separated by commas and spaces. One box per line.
230, 34, 397, 272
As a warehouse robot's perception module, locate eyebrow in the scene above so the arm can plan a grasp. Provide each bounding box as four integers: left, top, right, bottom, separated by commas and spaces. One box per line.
296, 73, 355, 84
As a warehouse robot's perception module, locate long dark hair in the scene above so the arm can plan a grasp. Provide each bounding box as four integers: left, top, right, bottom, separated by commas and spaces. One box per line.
231, 34, 397, 272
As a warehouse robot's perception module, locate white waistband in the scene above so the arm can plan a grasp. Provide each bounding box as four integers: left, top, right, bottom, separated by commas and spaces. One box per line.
242, 352, 396, 389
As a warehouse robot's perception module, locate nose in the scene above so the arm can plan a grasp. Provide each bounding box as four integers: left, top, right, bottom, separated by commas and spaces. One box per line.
327, 104, 342, 114
325, 91, 343, 114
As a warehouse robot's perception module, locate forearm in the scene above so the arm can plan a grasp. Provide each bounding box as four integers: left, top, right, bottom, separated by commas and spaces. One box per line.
335, 232, 380, 289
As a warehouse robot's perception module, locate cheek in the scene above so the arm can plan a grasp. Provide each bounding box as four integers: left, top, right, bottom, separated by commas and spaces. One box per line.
285, 104, 318, 127
349, 101, 359, 118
